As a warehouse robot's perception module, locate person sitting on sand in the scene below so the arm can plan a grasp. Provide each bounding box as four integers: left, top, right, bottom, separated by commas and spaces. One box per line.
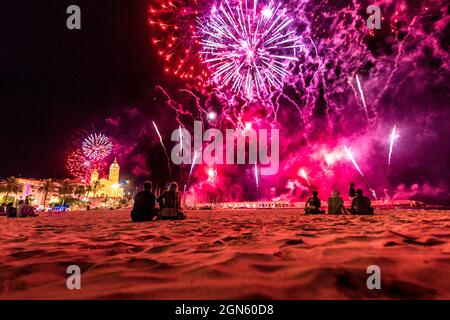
350, 189, 374, 215
17, 200, 26, 217
305, 191, 325, 214
6, 202, 17, 218
16, 200, 38, 218
131, 181, 157, 222
0, 203, 6, 216
327, 190, 347, 215
349, 182, 356, 200
158, 182, 186, 220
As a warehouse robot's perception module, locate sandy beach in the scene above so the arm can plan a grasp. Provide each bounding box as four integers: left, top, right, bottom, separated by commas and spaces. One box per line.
0, 208, 449, 299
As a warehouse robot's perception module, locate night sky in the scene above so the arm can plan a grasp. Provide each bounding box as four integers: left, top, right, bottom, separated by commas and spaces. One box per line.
1, 1, 449, 203
1, 0, 159, 178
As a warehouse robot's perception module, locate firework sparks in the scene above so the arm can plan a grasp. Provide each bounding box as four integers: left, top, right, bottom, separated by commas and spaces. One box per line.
152, 121, 174, 180
67, 149, 105, 184
198, 0, 302, 99
299, 168, 311, 187
186, 150, 199, 188
388, 124, 397, 171
82, 133, 113, 160
344, 146, 364, 177
67, 149, 91, 183
148, 0, 209, 83
355, 74, 369, 119
206, 166, 217, 183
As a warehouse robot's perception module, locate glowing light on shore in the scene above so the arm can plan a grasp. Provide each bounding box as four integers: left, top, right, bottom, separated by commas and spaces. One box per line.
344, 146, 364, 177
206, 166, 217, 183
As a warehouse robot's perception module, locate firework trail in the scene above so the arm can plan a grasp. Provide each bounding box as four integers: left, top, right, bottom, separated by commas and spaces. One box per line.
299, 168, 311, 187
186, 150, 199, 188
133, 0, 446, 203
369, 188, 378, 200
344, 146, 378, 199
82, 133, 113, 160
255, 163, 259, 198
152, 121, 174, 180
388, 124, 397, 173
344, 146, 364, 177
355, 75, 369, 119
198, 0, 302, 99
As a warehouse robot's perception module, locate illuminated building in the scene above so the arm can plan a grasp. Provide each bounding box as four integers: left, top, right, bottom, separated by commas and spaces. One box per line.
89, 158, 124, 198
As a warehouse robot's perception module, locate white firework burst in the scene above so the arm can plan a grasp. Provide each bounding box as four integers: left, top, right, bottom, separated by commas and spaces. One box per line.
198, 0, 302, 99
82, 133, 113, 161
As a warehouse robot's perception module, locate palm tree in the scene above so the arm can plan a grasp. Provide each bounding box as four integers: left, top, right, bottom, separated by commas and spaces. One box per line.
74, 185, 86, 199
38, 179, 55, 208
0, 177, 22, 203
92, 180, 104, 198
84, 185, 92, 198
59, 181, 74, 206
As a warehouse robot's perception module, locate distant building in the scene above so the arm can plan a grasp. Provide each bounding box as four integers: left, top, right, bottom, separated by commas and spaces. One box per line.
1, 178, 80, 206
18, 178, 56, 205
89, 159, 124, 198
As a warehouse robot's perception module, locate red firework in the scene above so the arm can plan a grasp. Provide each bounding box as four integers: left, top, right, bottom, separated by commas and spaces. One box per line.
67, 149, 106, 184
147, 0, 209, 84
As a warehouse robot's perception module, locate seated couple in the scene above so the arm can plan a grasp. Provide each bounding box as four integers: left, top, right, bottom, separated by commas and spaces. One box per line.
2, 200, 38, 218
305, 189, 374, 215
131, 181, 186, 222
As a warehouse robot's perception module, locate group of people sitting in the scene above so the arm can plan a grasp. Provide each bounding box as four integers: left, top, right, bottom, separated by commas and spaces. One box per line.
0, 197, 38, 218
131, 181, 186, 222
305, 183, 374, 215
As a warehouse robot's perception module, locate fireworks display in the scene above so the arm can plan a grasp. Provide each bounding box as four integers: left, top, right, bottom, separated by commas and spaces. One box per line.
388, 125, 397, 171
67, 149, 92, 183
66, 149, 106, 184
82, 133, 113, 161
299, 168, 311, 187
198, 0, 302, 99
355, 75, 369, 119
344, 146, 364, 178
84, 0, 448, 203
147, 0, 209, 83
152, 121, 174, 180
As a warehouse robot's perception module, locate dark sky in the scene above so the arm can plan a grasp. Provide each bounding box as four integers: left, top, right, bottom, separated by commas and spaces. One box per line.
1, 1, 449, 204
0, 0, 160, 178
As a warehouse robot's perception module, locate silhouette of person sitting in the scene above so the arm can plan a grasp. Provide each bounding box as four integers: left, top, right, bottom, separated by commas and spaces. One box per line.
131, 181, 157, 222
349, 182, 356, 200
17, 199, 37, 217
327, 190, 347, 215
350, 189, 374, 215
158, 182, 186, 220
6, 202, 17, 218
305, 191, 325, 214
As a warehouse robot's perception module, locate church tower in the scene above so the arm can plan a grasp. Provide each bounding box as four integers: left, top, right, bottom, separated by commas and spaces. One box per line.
109, 158, 120, 183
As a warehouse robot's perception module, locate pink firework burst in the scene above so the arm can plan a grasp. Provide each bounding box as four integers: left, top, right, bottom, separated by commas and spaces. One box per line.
82, 133, 113, 161
198, 0, 302, 99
